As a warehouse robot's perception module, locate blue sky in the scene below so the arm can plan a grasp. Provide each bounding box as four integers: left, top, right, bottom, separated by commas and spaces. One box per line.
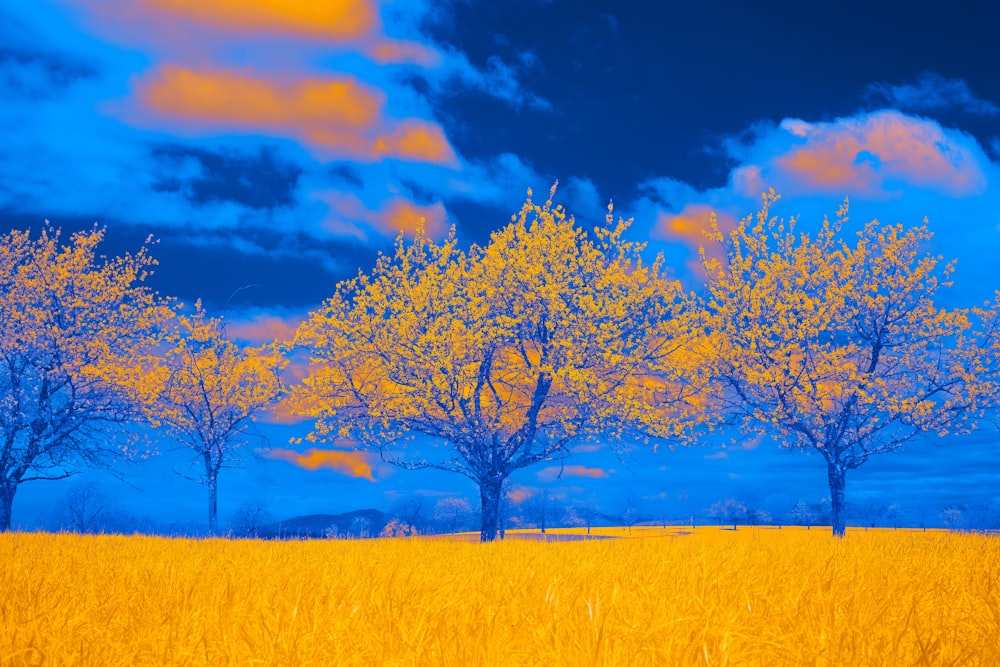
4, 0, 1000, 530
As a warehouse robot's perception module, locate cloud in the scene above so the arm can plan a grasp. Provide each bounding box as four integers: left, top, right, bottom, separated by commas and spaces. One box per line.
121, 65, 458, 165
865, 72, 999, 117
507, 486, 533, 504
135, 0, 379, 42
224, 309, 304, 345
772, 110, 988, 198
536, 465, 611, 482
652, 202, 736, 251
651, 203, 737, 277
319, 191, 449, 241
268, 447, 376, 481
634, 108, 1000, 302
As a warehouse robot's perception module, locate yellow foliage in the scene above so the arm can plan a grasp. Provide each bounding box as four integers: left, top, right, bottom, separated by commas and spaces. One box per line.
2, 528, 997, 665
290, 187, 707, 539
701, 192, 981, 536
0, 225, 172, 527
125, 301, 286, 530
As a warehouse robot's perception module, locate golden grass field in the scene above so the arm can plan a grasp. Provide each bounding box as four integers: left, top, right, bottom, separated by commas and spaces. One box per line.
2, 526, 998, 666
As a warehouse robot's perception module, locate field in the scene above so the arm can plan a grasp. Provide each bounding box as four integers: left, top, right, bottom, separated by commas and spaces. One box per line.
2, 527, 998, 666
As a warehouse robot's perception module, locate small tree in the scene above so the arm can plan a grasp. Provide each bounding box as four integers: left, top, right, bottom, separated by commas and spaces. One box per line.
0, 226, 172, 530
129, 302, 284, 532
885, 503, 902, 530
565, 496, 602, 535
521, 492, 561, 533
56, 482, 117, 533
291, 187, 704, 541
389, 495, 428, 533
434, 496, 473, 533
789, 500, 817, 529
709, 497, 748, 530
702, 192, 979, 537
940, 505, 965, 530
230, 499, 272, 537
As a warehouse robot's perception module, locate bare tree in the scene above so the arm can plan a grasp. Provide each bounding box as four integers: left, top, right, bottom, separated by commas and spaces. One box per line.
389, 495, 428, 534
56, 482, 115, 533
230, 499, 272, 537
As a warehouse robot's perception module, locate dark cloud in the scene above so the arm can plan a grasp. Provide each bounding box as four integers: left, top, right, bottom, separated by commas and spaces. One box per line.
151, 145, 303, 211
865, 72, 999, 117
0, 46, 97, 99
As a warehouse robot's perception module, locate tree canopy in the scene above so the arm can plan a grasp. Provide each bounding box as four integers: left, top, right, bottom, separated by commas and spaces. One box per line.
291, 187, 706, 540
700, 192, 981, 536
0, 226, 172, 530
126, 302, 285, 532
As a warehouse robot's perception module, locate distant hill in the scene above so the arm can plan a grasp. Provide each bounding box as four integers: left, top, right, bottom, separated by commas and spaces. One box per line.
259, 509, 387, 539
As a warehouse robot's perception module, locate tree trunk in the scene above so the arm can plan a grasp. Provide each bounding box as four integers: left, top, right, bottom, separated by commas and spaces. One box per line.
479, 476, 503, 542
207, 471, 218, 534
827, 460, 847, 538
0, 482, 14, 531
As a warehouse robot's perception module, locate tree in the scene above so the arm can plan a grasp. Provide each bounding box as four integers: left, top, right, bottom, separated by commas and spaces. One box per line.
708, 497, 747, 530
433, 496, 473, 533
230, 499, 272, 537
290, 187, 703, 541
389, 494, 429, 534
127, 302, 284, 532
619, 491, 646, 535
565, 495, 602, 535
519, 491, 560, 533
0, 226, 172, 530
885, 503, 902, 530
940, 505, 965, 530
381, 518, 419, 537
55, 482, 117, 533
789, 500, 817, 529
702, 192, 978, 537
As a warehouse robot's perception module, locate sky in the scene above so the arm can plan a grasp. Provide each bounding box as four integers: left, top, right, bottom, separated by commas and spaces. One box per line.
4, 0, 1000, 531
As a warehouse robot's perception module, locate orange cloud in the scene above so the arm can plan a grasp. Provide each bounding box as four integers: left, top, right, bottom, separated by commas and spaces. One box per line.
268, 448, 375, 480
226, 313, 303, 345
507, 487, 533, 504
775, 111, 987, 197
537, 465, 610, 482
653, 203, 736, 278
129, 65, 456, 164
378, 199, 448, 237
374, 121, 458, 165
368, 39, 441, 66
321, 192, 449, 240
141, 0, 378, 41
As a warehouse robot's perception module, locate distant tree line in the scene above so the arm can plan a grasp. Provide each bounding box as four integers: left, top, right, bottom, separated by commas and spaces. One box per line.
4, 188, 1000, 540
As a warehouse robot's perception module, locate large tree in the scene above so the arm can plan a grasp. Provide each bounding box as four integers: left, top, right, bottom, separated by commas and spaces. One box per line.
291, 188, 703, 541
127, 302, 285, 532
701, 192, 979, 536
0, 226, 172, 530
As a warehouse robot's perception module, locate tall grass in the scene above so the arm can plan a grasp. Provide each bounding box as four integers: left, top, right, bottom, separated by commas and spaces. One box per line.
2, 527, 998, 665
